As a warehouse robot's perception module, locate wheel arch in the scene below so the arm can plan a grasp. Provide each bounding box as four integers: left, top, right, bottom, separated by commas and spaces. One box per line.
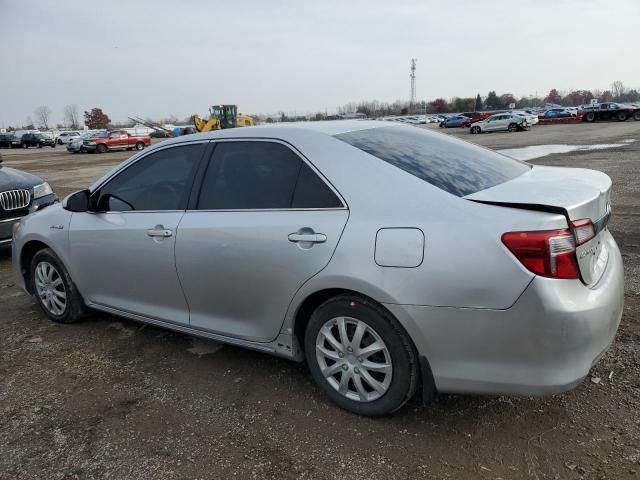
19, 239, 51, 294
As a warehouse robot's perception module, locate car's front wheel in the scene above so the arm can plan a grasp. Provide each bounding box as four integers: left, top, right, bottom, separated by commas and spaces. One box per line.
30, 248, 86, 324
305, 294, 418, 416
471, 126, 481, 134
135, 142, 145, 151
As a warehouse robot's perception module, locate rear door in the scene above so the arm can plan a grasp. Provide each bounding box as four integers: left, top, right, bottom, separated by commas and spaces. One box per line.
176, 140, 348, 342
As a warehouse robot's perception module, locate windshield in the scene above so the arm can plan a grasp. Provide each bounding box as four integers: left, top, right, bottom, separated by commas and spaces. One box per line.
335, 126, 530, 197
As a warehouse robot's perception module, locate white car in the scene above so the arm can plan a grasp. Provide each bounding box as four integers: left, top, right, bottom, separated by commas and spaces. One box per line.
511, 111, 539, 125
470, 113, 529, 134
56, 131, 81, 145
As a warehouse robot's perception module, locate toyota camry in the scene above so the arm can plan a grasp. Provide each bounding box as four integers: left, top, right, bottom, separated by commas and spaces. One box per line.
11, 121, 623, 416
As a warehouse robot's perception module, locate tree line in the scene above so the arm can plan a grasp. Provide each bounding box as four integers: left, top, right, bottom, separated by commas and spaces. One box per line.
337, 81, 640, 117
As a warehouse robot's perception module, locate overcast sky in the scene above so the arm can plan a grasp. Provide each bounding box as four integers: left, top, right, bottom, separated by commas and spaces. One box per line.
1, 0, 639, 126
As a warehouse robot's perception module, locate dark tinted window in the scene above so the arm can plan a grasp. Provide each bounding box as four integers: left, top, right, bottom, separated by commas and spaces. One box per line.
198, 141, 301, 209
292, 162, 342, 208
96, 144, 203, 211
335, 126, 530, 197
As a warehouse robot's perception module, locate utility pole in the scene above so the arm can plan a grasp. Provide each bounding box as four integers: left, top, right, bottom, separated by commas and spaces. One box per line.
410, 58, 417, 112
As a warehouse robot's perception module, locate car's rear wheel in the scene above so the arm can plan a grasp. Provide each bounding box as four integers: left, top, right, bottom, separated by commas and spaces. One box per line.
304, 294, 418, 416
135, 142, 145, 151
96, 144, 107, 154
617, 112, 628, 121
508, 123, 518, 132
30, 248, 86, 324
584, 112, 596, 122
22, 143, 28, 149
634, 111, 640, 121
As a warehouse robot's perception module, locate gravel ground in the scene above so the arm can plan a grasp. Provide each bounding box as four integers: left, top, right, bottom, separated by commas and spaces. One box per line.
1, 122, 639, 479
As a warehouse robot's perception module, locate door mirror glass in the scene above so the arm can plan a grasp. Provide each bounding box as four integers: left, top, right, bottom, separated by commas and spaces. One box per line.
63, 189, 90, 212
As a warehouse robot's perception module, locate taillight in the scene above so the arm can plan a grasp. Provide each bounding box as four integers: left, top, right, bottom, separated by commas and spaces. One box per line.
571, 218, 595, 246
502, 219, 594, 279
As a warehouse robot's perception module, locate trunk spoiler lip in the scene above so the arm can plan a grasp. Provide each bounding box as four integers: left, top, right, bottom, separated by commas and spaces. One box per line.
468, 199, 611, 236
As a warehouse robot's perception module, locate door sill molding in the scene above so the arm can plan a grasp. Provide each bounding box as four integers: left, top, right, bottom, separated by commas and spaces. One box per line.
88, 302, 302, 360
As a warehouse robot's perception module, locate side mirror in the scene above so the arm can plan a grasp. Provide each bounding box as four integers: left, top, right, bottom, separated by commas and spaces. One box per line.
63, 189, 90, 212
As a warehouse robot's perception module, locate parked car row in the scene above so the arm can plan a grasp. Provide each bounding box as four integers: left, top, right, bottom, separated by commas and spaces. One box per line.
0, 132, 58, 149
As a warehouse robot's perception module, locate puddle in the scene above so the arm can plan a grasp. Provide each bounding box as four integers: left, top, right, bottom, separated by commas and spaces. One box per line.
498, 143, 630, 161
187, 338, 224, 356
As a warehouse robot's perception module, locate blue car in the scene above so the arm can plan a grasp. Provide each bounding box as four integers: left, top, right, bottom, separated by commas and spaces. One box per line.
439, 115, 468, 128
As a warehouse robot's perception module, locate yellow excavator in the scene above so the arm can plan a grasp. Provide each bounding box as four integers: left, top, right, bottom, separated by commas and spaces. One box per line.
191, 104, 255, 132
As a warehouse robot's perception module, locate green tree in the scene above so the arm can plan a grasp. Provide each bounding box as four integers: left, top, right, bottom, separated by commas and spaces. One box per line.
84, 108, 111, 129
485, 91, 500, 110
475, 94, 483, 111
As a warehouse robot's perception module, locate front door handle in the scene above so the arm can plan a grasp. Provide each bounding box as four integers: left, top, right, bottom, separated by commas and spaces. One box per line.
147, 225, 173, 238
288, 232, 327, 243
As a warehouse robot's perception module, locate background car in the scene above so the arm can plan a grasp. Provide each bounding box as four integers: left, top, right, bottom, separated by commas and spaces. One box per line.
439, 115, 468, 128
0, 133, 13, 148
540, 108, 574, 119
510, 110, 539, 125
67, 132, 101, 153
12, 121, 622, 416
18, 133, 56, 148
469, 113, 529, 133
0, 155, 57, 246
56, 131, 81, 145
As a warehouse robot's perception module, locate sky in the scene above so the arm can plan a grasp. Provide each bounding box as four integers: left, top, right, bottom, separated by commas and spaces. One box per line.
1, 0, 639, 127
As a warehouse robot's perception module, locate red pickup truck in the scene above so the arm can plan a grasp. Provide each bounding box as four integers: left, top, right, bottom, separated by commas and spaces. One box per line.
83, 130, 151, 153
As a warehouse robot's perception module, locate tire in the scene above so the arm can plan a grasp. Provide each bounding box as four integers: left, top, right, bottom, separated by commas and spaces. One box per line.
96, 143, 107, 154
617, 112, 628, 122
38, 144, 43, 148
52, 144, 56, 148
126, 147, 133, 151
135, 142, 145, 151
22, 143, 28, 149
57, 139, 63, 145
508, 123, 518, 132
584, 112, 596, 122
470, 126, 481, 134
304, 294, 419, 416
30, 248, 86, 324
634, 111, 640, 121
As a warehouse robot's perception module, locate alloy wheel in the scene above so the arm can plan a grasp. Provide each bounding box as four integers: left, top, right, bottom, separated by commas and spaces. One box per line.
34, 261, 67, 316
315, 316, 392, 402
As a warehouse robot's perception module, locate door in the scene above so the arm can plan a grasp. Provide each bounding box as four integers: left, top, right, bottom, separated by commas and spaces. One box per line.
68, 143, 206, 324
176, 140, 349, 342
485, 116, 499, 131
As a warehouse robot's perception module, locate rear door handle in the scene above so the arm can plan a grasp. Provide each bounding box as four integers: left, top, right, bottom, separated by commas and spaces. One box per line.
147, 226, 173, 238
288, 233, 327, 243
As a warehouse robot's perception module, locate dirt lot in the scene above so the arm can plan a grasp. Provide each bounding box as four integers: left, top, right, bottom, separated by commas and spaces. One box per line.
1, 123, 639, 480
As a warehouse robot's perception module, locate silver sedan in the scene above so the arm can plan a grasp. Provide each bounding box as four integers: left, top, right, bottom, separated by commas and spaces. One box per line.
11, 121, 623, 416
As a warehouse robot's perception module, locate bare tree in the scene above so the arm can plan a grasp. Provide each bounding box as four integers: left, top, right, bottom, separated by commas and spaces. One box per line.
34, 105, 52, 129
64, 104, 81, 129
611, 80, 625, 100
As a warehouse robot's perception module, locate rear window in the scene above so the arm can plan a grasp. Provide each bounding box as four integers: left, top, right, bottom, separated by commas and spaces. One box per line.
335, 126, 530, 197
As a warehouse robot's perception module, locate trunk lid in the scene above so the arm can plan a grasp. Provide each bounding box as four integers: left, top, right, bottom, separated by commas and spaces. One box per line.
466, 165, 612, 285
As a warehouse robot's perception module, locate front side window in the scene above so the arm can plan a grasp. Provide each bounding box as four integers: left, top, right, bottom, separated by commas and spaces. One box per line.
197, 141, 343, 210
95, 144, 204, 211
335, 126, 530, 197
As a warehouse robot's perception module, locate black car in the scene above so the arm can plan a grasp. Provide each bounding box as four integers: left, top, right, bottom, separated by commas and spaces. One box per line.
0, 133, 13, 148
0, 154, 57, 246
17, 133, 56, 149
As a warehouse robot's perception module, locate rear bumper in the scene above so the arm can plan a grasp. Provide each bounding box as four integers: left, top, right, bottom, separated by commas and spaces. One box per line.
386, 230, 624, 396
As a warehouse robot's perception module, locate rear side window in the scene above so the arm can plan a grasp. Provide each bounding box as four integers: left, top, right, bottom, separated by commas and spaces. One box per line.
335, 126, 530, 197
292, 163, 342, 208
197, 141, 343, 210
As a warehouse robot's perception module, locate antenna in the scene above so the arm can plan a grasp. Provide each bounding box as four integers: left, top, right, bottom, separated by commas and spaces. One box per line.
410, 58, 417, 108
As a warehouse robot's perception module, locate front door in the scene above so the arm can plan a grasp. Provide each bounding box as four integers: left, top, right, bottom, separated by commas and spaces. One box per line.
68, 143, 206, 324
176, 140, 348, 342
